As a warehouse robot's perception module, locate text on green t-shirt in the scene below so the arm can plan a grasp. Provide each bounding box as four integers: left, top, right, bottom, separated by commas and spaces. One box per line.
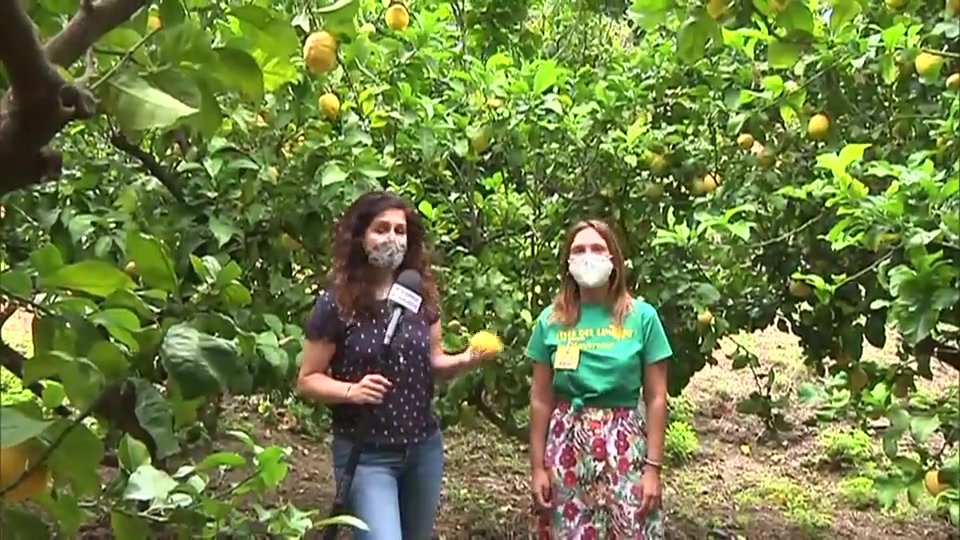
525, 298, 673, 409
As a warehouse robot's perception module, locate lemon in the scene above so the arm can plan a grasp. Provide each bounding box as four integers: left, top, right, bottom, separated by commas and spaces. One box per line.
914, 52, 944, 77
0, 442, 50, 503
303, 31, 338, 74
469, 331, 503, 355
925, 469, 945, 495
947, 73, 960, 90
737, 133, 755, 150
697, 309, 714, 326
385, 4, 410, 31
319, 93, 341, 120
807, 114, 830, 140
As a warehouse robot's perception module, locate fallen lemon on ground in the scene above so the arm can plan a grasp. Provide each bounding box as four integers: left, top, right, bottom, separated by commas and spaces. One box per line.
319, 93, 341, 120
469, 331, 503, 355
385, 3, 410, 31
303, 30, 338, 74
0, 442, 50, 503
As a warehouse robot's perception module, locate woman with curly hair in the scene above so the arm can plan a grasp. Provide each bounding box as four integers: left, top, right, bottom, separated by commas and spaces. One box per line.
296, 191, 496, 539
527, 219, 673, 539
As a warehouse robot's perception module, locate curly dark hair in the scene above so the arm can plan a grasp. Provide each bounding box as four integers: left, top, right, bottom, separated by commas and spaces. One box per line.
330, 191, 439, 322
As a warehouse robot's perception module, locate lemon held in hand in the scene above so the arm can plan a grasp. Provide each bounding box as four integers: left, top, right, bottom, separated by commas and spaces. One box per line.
469, 330, 502, 359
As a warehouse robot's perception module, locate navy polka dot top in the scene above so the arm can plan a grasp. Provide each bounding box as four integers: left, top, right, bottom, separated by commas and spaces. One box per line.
304, 288, 440, 446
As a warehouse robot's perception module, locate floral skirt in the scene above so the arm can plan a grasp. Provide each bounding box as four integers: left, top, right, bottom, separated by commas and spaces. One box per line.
532, 401, 665, 539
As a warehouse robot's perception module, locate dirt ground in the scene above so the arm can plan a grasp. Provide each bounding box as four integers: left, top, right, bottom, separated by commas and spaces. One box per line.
2, 308, 959, 539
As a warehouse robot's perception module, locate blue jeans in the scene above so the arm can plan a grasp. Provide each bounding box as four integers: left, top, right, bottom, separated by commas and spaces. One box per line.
331, 430, 444, 540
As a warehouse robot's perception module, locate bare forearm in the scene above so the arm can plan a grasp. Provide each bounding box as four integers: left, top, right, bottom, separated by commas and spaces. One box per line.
529, 397, 554, 471
431, 350, 475, 380
297, 373, 354, 404
643, 395, 667, 462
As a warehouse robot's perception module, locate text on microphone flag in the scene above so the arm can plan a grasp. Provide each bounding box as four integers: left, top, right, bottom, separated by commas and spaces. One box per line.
388, 282, 422, 313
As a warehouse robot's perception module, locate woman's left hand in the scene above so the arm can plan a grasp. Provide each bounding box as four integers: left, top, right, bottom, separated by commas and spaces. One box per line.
637, 467, 662, 516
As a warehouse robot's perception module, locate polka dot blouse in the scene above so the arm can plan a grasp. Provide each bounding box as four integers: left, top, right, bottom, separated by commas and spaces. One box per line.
304, 289, 440, 446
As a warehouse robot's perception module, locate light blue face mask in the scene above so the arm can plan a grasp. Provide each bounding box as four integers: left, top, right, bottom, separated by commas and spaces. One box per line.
568, 253, 613, 287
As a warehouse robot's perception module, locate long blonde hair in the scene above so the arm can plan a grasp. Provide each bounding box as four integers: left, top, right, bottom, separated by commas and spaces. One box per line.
549, 219, 632, 328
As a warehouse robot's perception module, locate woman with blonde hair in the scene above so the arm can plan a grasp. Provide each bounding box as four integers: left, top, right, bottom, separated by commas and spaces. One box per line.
527, 219, 673, 538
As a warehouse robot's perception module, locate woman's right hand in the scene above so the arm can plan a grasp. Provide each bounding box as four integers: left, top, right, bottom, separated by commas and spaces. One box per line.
531, 467, 553, 510
346, 374, 393, 404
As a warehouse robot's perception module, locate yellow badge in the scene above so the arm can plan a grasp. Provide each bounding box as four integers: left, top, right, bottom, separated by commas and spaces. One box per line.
553, 344, 581, 370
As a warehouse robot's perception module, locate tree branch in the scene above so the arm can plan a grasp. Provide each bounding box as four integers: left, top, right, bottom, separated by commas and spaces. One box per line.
45, 0, 152, 69
109, 132, 185, 202
0, 0, 152, 198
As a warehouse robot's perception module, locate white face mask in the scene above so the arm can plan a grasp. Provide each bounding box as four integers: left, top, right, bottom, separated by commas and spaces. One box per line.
365, 236, 407, 270
568, 253, 613, 288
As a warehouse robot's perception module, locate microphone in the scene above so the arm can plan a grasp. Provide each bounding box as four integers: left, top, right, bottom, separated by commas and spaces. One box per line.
383, 269, 423, 347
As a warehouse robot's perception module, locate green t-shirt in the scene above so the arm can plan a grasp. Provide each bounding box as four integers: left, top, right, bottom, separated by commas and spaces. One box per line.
525, 298, 673, 409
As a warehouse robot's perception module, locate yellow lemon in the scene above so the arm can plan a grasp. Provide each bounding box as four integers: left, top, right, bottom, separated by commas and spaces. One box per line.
737, 133, 755, 150
914, 52, 944, 77
702, 173, 719, 192
807, 114, 830, 140
469, 331, 503, 355
697, 309, 714, 326
319, 93, 341, 120
0, 442, 50, 503
947, 73, 960, 90
385, 4, 410, 31
303, 31, 338, 74
925, 469, 945, 495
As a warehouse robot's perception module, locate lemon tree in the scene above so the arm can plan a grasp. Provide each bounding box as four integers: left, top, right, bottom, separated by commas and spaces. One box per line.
0, 0, 958, 535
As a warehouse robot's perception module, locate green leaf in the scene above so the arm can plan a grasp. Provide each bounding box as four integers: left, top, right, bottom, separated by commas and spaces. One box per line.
159, 0, 186, 27
767, 41, 803, 69
86, 341, 130, 380
132, 377, 180, 459
213, 47, 264, 102
874, 475, 904, 508
208, 217, 240, 248
126, 231, 178, 293
320, 162, 348, 186
533, 61, 559, 94
29, 243, 64, 277
676, 17, 710, 63
41, 260, 135, 297
316, 0, 360, 37
46, 421, 104, 496
111, 511, 151, 539
828, 0, 861, 29
0, 506, 51, 539
159, 323, 241, 400
104, 72, 199, 131
0, 268, 32, 297
909, 415, 940, 444
122, 464, 178, 501
0, 407, 52, 448
776, 1, 814, 33
118, 434, 151, 472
